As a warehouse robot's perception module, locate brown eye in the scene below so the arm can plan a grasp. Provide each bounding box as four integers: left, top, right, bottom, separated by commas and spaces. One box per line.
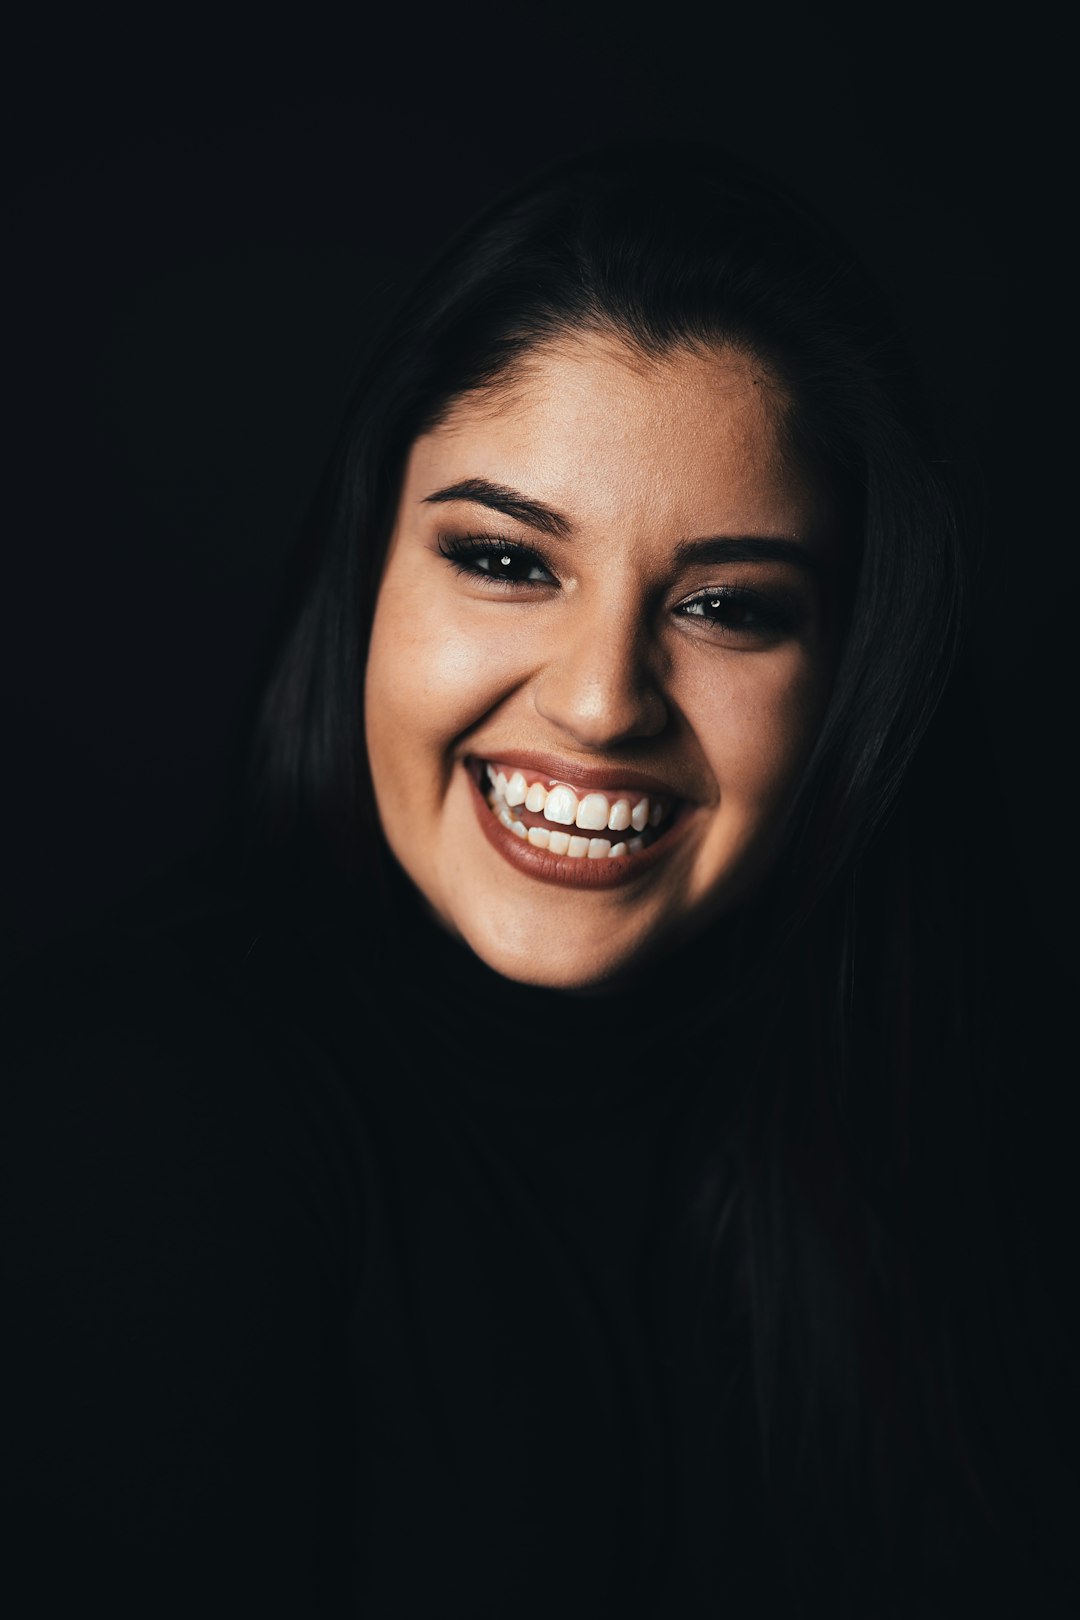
475, 550, 550, 583
439, 536, 556, 586
678, 587, 793, 634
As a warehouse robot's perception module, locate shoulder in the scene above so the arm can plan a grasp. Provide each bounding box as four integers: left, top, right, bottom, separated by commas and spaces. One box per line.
4, 869, 385, 1077
7, 896, 291, 1111
1, 890, 373, 1610
2, 887, 372, 1284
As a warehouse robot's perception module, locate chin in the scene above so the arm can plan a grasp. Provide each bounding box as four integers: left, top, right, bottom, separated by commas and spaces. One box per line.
445, 901, 692, 993
477, 942, 639, 992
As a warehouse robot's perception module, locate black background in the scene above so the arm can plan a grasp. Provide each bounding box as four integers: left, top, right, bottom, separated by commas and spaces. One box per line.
6, 9, 1072, 972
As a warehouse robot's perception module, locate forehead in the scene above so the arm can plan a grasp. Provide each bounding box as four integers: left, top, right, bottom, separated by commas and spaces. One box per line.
408, 333, 826, 538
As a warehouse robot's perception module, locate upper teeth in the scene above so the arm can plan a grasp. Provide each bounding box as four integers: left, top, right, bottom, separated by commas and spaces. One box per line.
486, 765, 667, 834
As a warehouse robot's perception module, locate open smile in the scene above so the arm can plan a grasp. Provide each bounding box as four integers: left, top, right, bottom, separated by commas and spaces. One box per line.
465, 755, 693, 888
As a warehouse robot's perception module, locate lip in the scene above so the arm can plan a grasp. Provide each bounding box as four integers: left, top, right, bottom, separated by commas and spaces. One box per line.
465, 762, 697, 889
466, 748, 696, 801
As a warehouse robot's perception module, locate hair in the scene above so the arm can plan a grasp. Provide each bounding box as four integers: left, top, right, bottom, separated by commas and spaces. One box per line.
248, 142, 960, 900
242, 143, 1057, 1608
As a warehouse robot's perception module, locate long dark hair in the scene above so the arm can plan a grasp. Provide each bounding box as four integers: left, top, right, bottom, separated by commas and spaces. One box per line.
244, 143, 1061, 1608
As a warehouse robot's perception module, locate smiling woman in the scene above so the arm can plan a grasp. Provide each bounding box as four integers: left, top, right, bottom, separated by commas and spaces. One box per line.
5, 143, 1074, 1617
366, 338, 837, 985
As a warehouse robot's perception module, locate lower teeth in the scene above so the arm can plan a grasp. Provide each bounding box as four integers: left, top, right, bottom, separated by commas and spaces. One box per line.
490, 793, 651, 857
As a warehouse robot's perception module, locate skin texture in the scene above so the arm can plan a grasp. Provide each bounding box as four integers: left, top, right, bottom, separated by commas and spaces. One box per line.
364, 333, 840, 989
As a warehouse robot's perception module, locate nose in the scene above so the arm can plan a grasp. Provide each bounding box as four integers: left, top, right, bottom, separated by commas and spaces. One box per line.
532, 599, 668, 749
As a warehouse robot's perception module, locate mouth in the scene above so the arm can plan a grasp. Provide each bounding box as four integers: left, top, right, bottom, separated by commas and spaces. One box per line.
465, 754, 692, 888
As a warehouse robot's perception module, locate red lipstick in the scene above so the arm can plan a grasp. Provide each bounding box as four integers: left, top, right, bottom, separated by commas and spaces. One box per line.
465, 763, 695, 890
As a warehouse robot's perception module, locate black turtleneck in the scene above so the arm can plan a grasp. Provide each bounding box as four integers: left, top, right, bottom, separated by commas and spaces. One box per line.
7, 879, 1055, 1616
3, 882, 780, 1617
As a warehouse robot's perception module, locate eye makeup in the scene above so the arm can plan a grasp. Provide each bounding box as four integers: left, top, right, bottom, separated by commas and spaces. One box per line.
437, 533, 556, 585
436, 530, 810, 642
675, 582, 802, 636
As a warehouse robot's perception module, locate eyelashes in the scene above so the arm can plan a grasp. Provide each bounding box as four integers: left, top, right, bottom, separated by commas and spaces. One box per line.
436, 533, 799, 637
676, 588, 795, 634
438, 535, 555, 585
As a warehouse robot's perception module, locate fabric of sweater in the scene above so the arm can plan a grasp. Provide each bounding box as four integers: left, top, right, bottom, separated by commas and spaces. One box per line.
2, 875, 1073, 1617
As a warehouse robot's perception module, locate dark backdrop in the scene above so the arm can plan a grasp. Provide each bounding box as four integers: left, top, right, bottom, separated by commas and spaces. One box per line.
6, 11, 1071, 973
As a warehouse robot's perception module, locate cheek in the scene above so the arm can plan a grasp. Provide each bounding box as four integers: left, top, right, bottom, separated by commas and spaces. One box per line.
365, 584, 537, 786
683, 647, 828, 803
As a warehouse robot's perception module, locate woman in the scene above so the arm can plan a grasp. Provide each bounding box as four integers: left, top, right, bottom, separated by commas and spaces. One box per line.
4, 144, 1074, 1615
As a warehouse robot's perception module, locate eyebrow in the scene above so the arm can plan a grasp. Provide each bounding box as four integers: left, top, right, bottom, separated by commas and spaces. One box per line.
422, 477, 822, 575
421, 478, 573, 539
673, 536, 823, 576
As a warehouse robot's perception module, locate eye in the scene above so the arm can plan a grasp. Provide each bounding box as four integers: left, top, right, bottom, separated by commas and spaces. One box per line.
438, 535, 556, 587
676, 585, 793, 636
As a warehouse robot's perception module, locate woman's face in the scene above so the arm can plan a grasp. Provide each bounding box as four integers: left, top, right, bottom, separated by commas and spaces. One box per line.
365, 333, 839, 989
